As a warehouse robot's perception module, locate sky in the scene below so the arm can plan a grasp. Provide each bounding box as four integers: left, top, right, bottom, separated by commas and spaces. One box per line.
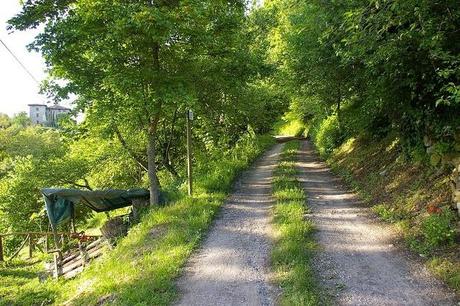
0, 1, 51, 117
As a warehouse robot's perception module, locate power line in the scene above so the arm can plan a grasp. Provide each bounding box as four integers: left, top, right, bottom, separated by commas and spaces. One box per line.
0, 38, 40, 85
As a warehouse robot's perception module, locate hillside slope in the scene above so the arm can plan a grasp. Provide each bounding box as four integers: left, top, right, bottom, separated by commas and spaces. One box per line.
323, 135, 460, 292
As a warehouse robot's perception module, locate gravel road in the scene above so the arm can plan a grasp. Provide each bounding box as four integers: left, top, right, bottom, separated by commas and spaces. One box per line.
175, 144, 283, 306
298, 140, 458, 306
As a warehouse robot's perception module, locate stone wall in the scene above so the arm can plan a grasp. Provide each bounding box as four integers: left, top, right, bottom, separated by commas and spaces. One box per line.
424, 134, 460, 216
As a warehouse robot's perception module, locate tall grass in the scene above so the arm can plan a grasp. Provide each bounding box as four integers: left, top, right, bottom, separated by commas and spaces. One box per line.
271, 141, 323, 305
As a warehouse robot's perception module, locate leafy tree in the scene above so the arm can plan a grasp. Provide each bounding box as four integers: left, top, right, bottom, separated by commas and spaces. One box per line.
258, 0, 460, 154
11, 112, 31, 128
0, 122, 145, 250
0, 114, 11, 129
9, 0, 253, 205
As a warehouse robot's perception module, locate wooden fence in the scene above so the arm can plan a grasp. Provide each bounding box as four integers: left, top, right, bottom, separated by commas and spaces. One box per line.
1, 231, 107, 279
47, 237, 108, 279
0, 231, 101, 262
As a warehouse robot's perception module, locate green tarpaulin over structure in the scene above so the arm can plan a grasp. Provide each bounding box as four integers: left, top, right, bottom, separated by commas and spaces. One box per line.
42, 188, 150, 228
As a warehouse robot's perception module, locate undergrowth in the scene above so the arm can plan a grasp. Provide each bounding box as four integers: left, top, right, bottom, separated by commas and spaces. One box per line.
271, 140, 322, 305
0, 134, 275, 306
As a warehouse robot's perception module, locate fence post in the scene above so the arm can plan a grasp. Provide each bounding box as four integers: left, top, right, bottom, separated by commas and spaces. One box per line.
53, 253, 62, 279
79, 244, 88, 268
45, 234, 49, 253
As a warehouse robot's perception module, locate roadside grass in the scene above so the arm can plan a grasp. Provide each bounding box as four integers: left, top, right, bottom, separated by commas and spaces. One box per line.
271, 140, 322, 305
0, 134, 275, 305
0, 260, 56, 306
56, 193, 225, 305
324, 135, 460, 293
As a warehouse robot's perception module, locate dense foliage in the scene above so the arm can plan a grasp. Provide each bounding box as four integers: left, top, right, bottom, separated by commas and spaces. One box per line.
8, 0, 285, 205
0, 116, 145, 253
258, 0, 460, 158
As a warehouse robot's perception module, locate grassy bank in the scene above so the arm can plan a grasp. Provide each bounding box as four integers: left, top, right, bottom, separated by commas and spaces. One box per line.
324, 135, 460, 292
0, 134, 275, 306
271, 140, 322, 305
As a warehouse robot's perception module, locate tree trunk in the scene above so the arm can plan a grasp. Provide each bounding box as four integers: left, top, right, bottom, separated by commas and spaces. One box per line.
147, 130, 160, 206
148, 37, 162, 206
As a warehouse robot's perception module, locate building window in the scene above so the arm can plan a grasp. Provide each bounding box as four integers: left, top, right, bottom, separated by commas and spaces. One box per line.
36, 113, 39, 117
36, 107, 39, 111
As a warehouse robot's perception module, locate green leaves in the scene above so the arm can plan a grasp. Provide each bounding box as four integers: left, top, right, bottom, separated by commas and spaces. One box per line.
261, 0, 460, 154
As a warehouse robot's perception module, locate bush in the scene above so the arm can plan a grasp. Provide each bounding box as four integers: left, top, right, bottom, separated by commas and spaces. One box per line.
373, 204, 410, 223
273, 111, 306, 137
311, 114, 344, 156
421, 209, 456, 249
195, 133, 275, 193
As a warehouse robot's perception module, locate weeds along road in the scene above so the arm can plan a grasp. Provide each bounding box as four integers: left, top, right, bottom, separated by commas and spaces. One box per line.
298, 140, 457, 305
175, 144, 283, 306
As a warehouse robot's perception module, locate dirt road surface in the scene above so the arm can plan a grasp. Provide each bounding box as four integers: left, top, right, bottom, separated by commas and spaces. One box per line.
298, 140, 457, 306
175, 144, 283, 306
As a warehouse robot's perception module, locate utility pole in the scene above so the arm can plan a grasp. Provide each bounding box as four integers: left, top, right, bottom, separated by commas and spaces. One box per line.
186, 110, 193, 196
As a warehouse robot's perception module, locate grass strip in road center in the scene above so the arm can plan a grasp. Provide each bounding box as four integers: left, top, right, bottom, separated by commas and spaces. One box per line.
271, 140, 322, 305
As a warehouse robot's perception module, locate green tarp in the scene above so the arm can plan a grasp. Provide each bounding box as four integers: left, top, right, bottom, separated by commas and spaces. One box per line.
42, 188, 150, 228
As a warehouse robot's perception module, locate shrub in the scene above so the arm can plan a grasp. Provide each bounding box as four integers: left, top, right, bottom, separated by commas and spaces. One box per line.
312, 114, 344, 156
195, 133, 274, 193
273, 111, 306, 137
373, 204, 410, 223
421, 208, 456, 249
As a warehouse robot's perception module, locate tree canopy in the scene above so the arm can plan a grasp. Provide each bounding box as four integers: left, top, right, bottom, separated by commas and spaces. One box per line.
9, 0, 272, 205
258, 0, 460, 156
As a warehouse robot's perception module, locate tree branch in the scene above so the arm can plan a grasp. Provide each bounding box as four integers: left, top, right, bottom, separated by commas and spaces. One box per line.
114, 125, 149, 172
64, 178, 93, 190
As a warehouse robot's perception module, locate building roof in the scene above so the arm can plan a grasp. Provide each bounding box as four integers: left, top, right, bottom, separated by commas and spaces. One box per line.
28, 104, 71, 111
48, 105, 71, 111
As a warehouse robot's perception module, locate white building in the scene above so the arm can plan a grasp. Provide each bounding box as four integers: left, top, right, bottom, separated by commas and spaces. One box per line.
28, 104, 71, 126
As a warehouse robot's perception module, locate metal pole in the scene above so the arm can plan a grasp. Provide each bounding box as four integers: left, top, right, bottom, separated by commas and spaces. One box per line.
186, 110, 193, 196
45, 234, 49, 253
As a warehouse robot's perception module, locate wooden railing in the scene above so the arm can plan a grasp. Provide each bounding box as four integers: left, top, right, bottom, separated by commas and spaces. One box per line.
48, 237, 108, 279
0, 231, 101, 262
